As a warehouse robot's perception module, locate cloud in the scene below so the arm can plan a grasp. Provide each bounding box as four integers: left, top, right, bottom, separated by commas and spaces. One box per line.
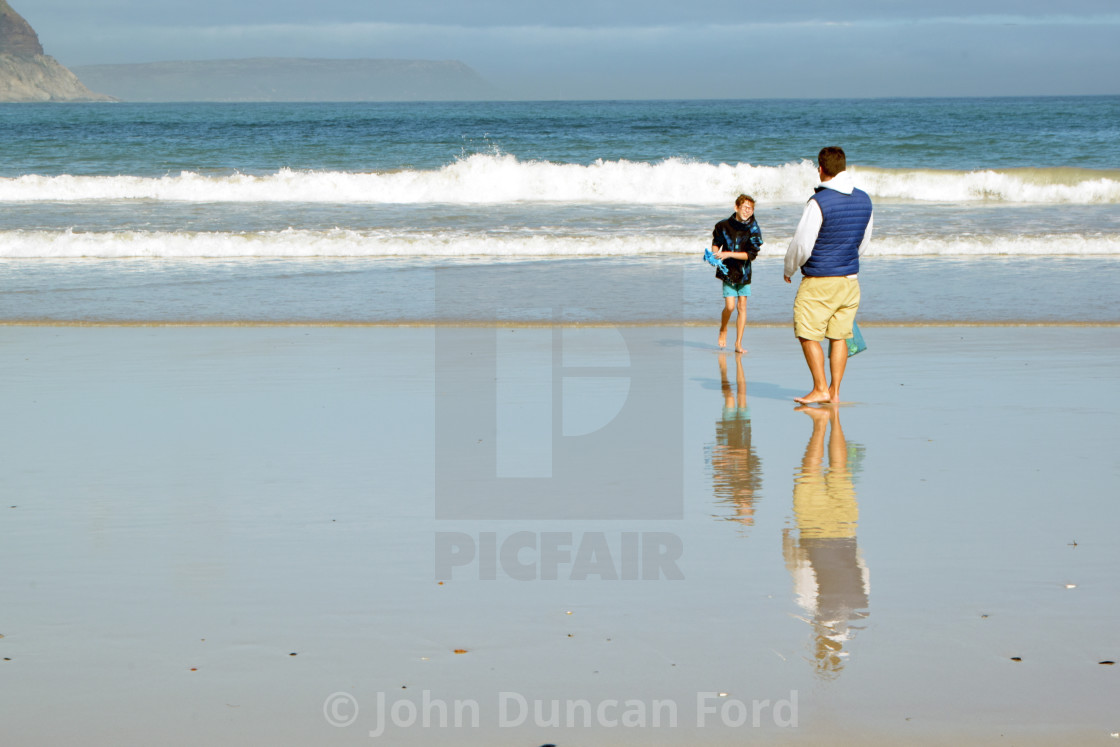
843, 13, 1120, 27
69, 12, 1120, 43
55, 12, 1120, 61
38, 4, 1120, 98
26, 0, 1120, 26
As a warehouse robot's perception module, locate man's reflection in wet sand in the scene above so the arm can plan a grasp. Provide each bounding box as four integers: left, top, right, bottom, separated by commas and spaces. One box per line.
782, 405, 869, 679
709, 354, 762, 526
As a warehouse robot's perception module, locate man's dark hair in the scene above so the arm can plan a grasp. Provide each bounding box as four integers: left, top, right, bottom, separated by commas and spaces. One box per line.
735, 194, 755, 208
817, 147, 847, 178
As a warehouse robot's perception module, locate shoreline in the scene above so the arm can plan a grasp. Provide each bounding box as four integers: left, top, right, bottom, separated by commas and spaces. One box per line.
4, 256, 1118, 326
1, 319, 1118, 328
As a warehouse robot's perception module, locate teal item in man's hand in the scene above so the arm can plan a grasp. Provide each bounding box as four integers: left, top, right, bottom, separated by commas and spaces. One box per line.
847, 321, 868, 357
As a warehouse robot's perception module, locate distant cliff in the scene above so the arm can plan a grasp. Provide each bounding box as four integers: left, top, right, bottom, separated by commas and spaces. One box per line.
0, 0, 114, 102
0, 0, 40, 56
72, 58, 500, 102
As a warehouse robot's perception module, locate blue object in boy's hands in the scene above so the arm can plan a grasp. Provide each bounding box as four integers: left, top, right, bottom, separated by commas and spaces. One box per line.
704, 248, 729, 274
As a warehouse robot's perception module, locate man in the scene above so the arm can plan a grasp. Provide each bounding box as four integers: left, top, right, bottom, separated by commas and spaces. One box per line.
783, 147, 873, 404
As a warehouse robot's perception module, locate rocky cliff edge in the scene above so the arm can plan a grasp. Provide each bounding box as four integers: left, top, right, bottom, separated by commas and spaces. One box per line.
0, 0, 115, 102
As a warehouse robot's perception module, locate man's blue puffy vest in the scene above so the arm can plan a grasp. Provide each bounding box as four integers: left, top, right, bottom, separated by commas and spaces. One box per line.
801, 187, 873, 277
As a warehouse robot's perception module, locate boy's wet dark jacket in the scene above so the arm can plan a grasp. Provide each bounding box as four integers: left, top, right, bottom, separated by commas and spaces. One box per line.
712, 214, 763, 285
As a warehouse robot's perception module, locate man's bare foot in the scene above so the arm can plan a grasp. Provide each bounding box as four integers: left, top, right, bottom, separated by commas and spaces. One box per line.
718, 329, 728, 348
794, 389, 832, 404
735, 345, 746, 354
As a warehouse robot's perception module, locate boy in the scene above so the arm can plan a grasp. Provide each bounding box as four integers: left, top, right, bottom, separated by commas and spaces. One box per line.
712, 194, 763, 354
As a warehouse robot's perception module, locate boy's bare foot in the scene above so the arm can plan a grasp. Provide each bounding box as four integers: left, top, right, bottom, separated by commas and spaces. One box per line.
717, 329, 728, 348
794, 389, 832, 404
735, 345, 746, 354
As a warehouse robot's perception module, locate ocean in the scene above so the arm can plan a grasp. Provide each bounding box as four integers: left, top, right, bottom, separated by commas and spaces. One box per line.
1, 97, 1117, 323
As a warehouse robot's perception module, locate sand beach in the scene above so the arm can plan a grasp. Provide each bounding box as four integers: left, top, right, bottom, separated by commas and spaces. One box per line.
1, 323, 1117, 745
3, 80, 1118, 747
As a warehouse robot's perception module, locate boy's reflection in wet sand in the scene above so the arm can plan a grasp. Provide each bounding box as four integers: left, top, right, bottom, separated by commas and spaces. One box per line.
709, 354, 762, 526
782, 405, 870, 679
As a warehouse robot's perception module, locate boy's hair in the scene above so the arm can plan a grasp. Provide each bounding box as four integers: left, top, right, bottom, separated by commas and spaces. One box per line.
735, 194, 755, 208
817, 147, 847, 178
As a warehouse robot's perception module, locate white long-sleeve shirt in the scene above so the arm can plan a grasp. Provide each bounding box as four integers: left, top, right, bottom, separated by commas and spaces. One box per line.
783, 171, 874, 279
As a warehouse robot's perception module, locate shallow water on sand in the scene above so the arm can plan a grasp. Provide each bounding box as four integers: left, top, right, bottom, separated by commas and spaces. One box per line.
1, 325, 1117, 745
1, 255, 1117, 324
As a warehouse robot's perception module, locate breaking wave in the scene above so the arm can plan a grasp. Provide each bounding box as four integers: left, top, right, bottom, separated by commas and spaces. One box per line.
2, 228, 1115, 258
2, 156, 1118, 205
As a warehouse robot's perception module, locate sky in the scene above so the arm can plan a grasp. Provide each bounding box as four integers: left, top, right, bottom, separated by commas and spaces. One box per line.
18, 0, 1120, 99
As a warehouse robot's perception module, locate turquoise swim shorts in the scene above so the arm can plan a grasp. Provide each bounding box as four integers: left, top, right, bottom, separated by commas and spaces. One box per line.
722, 282, 752, 298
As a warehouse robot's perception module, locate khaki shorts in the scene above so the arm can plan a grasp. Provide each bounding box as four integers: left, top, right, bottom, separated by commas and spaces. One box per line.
793, 276, 861, 341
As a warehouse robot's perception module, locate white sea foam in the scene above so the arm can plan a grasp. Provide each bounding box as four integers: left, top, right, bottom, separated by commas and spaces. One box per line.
2, 156, 1118, 205
857, 167, 1120, 204
1, 228, 1115, 259
862, 235, 1120, 257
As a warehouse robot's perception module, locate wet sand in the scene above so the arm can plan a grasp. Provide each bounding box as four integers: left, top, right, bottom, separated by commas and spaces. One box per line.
2, 255, 1119, 325
1, 324, 1117, 745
